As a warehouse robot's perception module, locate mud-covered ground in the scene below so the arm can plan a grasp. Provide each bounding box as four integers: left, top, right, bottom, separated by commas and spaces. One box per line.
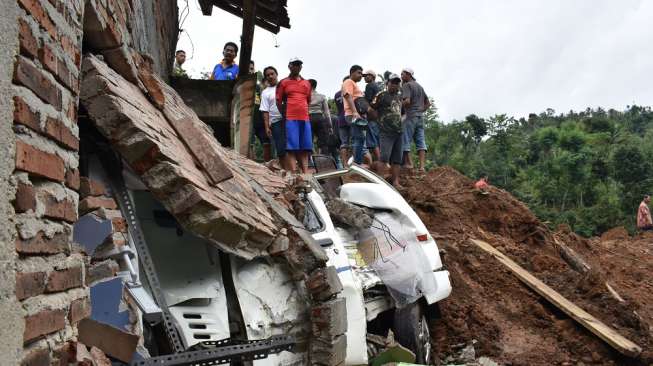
399, 167, 652, 365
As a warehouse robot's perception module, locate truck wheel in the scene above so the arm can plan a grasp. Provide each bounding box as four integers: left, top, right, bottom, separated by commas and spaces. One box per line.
393, 301, 432, 364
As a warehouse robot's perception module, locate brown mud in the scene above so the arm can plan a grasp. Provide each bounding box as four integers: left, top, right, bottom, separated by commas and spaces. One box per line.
400, 166, 653, 365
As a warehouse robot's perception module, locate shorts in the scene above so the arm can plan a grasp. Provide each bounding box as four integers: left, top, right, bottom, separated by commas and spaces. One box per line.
271, 121, 286, 157
339, 116, 353, 148
286, 120, 312, 151
403, 116, 427, 152
366, 120, 379, 149
379, 132, 403, 165
252, 109, 270, 144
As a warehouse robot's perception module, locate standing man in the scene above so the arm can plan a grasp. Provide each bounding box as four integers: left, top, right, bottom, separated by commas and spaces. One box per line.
341, 65, 366, 165
401, 67, 430, 172
333, 77, 349, 169
172, 50, 188, 78
260, 66, 285, 166
276, 57, 312, 173
249, 60, 271, 161
637, 195, 653, 231
363, 70, 382, 163
308, 79, 332, 155
211, 42, 239, 80
369, 73, 403, 187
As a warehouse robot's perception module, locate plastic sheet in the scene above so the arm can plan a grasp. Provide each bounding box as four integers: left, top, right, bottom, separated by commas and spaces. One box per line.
363, 212, 438, 308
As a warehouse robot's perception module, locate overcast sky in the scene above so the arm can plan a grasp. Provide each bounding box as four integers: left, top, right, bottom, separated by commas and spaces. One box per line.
176, 0, 652, 121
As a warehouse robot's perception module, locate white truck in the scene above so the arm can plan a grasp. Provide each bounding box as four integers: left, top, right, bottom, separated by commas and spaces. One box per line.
110, 161, 451, 365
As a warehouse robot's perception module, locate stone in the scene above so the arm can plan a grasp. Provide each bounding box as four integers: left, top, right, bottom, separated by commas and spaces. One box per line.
310, 334, 347, 366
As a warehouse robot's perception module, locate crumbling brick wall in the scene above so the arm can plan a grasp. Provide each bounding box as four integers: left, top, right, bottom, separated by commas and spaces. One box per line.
9, 0, 88, 364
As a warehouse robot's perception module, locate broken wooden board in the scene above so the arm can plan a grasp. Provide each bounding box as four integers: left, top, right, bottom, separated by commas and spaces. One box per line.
470, 238, 642, 358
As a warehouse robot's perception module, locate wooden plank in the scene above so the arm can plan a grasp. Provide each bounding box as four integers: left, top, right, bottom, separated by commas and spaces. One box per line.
238, 0, 256, 71
470, 238, 642, 357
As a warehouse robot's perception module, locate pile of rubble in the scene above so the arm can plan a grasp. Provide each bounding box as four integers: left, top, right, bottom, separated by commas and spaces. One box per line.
401, 167, 653, 365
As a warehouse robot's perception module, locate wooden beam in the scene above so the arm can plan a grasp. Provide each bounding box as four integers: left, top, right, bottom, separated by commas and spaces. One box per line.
470, 238, 642, 358
238, 0, 256, 73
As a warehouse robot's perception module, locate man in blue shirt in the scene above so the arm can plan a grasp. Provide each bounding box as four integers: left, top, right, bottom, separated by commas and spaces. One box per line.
211, 42, 239, 80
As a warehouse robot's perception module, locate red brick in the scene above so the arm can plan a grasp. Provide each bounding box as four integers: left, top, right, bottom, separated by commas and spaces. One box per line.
14, 182, 36, 213
53, 342, 74, 366
46, 266, 82, 292
18, 17, 38, 59
79, 196, 117, 215
56, 58, 79, 95
39, 191, 77, 223
38, 44, 57, 75
85, 260, 118, 285
16, 271, 46, 300
18, 0, 57, 40
21, 345, 51, 366
79, 177, 106, 197
24, 308, 66, 343
13, 96, 41, 132
44, 116, 79, 151
65, 168, 80, 190
69, 297, 91, 323
15, 140, 65, 182
60, 35, 81, 66
111, 217, 127, 233
66, 98, 77, 122
13, 57, 62, 111
16, 230, 69, 255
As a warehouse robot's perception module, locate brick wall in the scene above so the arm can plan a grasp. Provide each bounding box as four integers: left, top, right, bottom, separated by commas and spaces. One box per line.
11, 0, 87, 364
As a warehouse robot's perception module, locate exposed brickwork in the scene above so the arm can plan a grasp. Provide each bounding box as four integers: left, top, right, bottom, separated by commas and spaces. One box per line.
15, 140, 65, 182
15, 271, 46, 300
79, 177, 106, 197
44, 116, 78, 151
64, 168, 80, 191
13, 96, 41, 132
68, 296, 91, 323
16, 229, 70, 255
17, 0, 57, 40
79, 196, 117, 214
18, 17, 39, 59
23, 308, 66, 343
85, 259, 118, 285
14, 182, 36, 213
13, 56, 62, 110
45, 265, 82, 292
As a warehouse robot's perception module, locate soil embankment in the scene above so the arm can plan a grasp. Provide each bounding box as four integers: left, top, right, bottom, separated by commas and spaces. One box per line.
400, 167, 652, 365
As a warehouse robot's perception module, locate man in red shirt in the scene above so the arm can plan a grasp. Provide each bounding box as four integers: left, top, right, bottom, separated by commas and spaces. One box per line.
637, 195, 652, 231
276, 57, 312, 173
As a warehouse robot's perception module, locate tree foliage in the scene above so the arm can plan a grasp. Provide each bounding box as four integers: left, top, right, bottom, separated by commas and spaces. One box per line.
422, 105, 653, 236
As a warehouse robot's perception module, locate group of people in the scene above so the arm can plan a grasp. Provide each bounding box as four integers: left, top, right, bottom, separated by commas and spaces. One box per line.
175, 42, 432, 187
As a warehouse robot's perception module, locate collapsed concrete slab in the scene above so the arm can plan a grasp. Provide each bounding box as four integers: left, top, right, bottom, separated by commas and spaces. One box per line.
80, 54, 287, 259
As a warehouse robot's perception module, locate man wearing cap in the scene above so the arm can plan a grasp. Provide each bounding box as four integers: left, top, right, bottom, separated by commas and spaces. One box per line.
341, 65, 366, 165
401, 67, 430, 172
211, 42, 239, 80
369, 74, 403, 187
276, 57, 312, 173
363, 70, 382, 164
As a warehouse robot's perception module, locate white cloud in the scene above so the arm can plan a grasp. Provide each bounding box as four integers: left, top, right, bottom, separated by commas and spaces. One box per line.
176, 0, 653, 121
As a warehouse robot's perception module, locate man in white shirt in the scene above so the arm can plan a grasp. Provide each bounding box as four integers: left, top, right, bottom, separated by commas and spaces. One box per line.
259, 66, 287, 169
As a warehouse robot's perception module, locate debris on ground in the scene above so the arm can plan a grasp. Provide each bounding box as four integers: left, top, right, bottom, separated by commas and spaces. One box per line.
400, 166, 653, 365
